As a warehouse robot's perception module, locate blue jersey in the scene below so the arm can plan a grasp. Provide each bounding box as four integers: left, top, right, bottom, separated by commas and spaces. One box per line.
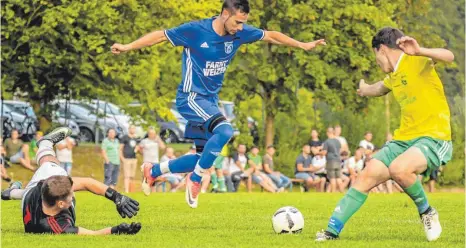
164, 17, 265, 96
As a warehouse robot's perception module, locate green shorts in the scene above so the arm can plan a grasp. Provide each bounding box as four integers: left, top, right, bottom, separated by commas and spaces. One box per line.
373, 136, 452, 177
213, 155, 225, 169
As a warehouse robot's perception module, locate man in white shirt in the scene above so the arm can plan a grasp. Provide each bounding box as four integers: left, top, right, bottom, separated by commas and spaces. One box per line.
139, 128, 166, 164
56, 137, 75, 175
226, 144, 253, 192
359, 131, 375, 156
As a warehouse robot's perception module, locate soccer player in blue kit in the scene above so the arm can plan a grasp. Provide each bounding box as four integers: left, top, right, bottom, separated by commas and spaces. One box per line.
111, 0, 326, 208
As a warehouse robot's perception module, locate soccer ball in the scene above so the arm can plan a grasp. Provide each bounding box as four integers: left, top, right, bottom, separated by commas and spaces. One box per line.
272, 206, 304, 234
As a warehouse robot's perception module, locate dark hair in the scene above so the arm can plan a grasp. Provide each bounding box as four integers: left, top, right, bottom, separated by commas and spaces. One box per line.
11, 128, 19, 134
341, 151, 349, 156
267, 145, 275, 149
107, 128, 116, 135
251, 146, 259, 149
221, 0, 250, 14
41, 175, 73, 207
371, 27, 404, 50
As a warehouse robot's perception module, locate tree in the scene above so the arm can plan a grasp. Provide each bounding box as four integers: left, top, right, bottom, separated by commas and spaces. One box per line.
224, 0, 400, 147
1, 0, 218, 130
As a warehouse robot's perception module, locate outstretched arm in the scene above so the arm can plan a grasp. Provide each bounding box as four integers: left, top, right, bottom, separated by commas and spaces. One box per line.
262, 31, 326, 51
111, 31, 167, 54
72, 177, 139, 218
77, 227, 112, 235
396, 36, 454, 63
72, 177, 108, 195
357, 79, 390, 97
77, 222, 141, 236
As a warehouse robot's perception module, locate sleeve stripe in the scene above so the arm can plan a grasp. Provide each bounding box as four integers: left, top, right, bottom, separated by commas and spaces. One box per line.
259, 30, 265, 41
164, 30, 176, 47
51, 218, 63, 233
47, 217, 62, 234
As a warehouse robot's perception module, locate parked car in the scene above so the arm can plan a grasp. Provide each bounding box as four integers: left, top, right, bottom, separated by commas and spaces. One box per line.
52, 112, 81, 138
126, 101, 185, 143
52, 101, 123, 142
88, 100, 145, 138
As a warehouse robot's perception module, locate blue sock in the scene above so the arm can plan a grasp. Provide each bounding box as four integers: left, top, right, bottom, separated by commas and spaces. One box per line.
190, 123, 233, 183
151, 154, 200, 178
150, 163, 162, 178
190, 169, 203, 182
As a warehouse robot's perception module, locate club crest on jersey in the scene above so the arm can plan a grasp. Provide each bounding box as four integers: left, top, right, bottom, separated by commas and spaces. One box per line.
224, 41, 233, 54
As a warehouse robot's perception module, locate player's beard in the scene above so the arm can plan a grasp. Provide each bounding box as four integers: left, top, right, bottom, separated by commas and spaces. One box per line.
223, 15, 233, 35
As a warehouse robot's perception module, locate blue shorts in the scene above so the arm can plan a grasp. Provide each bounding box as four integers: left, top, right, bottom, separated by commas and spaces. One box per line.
176, 91, 226, 140
176, 91, 220, 124
9, 150, 24, 164
295, 172, 314, 181
252, 173, 264, 184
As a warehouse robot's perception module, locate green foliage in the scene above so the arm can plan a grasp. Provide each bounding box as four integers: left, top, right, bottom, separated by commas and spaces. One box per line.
1, 0, 463, 184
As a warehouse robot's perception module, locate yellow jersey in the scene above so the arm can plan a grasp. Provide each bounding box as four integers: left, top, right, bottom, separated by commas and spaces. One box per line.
383, 53, 451, 141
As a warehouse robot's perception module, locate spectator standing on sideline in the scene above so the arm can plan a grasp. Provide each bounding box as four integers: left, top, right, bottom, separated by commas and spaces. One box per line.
309, 129, 323, 156
359, 131, 375, 156
139, 128, 167, 192
139, 127, 166, 164
29, 131, 43, 165
263, 145, 291, 191
339, 151, 351, 190
101, 128, 120, 188
4, 129, 35, 171
322, 127, 343, 192
119, 125, 139, 193
56, 136, 76, 175
334, 125, 350, 155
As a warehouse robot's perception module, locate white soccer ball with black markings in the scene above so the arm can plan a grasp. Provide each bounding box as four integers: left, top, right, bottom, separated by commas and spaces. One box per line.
272, 206, 304, 234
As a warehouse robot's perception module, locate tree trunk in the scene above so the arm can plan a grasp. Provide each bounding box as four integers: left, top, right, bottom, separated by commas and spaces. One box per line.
265, 113, 274, 147
32, 101, 51, 132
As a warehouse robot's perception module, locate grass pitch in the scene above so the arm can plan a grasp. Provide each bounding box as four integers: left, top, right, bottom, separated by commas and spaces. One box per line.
1, 192, 464, 248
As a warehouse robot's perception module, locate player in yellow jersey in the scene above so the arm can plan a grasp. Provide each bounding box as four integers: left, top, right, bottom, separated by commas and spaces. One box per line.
316, 27, 454, 242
